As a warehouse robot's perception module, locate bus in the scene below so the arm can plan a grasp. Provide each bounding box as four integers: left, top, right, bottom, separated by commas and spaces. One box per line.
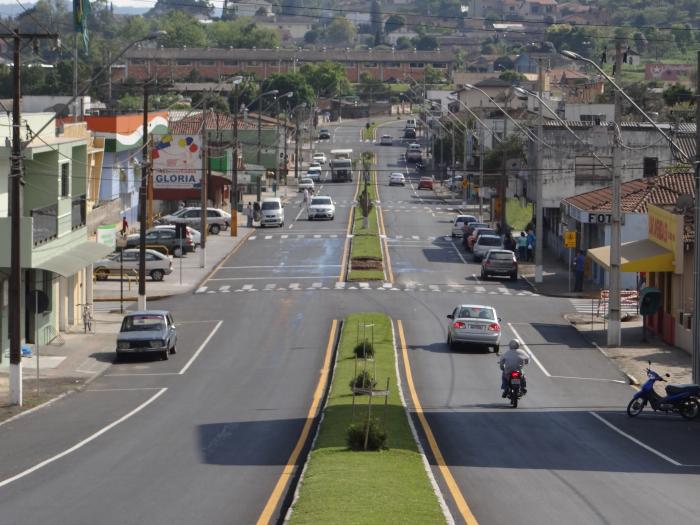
330, 149, 353, 182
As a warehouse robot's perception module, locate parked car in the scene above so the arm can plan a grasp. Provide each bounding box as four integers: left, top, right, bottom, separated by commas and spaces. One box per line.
380, 134, 393, 145
463, 222, 489, 248
406, 143, 422, 162
306, 165, 323, 182
467, 226, 497, 251
260, 197, 284, 227
312, 152, 327, 164
446, 304, 501, 352
158, 207, 230, 235
403, 127, 417, 139
448, 175, 464, 191
124, 228, 195, 257
94, 249, 173, 282
318, 128, 331, 140
389, 173, 406, 186
298, 177, 315, 192
116, 310, 177, 361
417, 176, 434, 190
473, 234, 504, 261
451, 215, 477, 237
309, 161, 322, 169
307, 195, 335, 220
481, 249, 518, 281
153, 224, 200, 247
406, 118, 417, 128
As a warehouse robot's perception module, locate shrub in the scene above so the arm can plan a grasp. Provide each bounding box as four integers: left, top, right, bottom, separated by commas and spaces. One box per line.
350, 370, 376, 391
353, 340, 375, 358
347, 418, 388, 450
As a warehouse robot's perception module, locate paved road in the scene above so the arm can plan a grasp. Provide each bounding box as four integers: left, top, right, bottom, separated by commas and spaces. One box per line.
2, 117, 700, 525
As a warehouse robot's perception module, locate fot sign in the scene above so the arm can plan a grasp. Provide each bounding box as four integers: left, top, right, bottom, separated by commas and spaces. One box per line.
648, 204, 683, 274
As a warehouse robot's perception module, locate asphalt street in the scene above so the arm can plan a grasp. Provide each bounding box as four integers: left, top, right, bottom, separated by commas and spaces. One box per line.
1, 118, 700, 525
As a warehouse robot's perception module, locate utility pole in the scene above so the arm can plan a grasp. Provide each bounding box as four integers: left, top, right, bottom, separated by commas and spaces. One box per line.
693, 49, 700, 383
274, 97, 281, 195
534, 59, 544, 283
138, 82, 149, 311
231, 89, 239, 237
283, 109, 289, 184
479, 128, 484, 221
200, 101, 208, 268
257, 100, 263, 165
607, 42, 623, 347
294, 109, 301, 180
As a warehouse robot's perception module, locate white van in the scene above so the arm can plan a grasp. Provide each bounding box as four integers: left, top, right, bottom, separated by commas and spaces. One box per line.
260, 197, 284, 228
406, 118, 417, 129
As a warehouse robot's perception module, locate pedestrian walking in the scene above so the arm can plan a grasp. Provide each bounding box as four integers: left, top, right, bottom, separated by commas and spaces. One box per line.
245, 202, 253, 227
516, 232, 527, 261
302, 188, 309, 208
573, 250, 585, 292
526, 230, 536, 262
503, 233, 514, 252
121, 216, 129, 235
253, 201, 261, 224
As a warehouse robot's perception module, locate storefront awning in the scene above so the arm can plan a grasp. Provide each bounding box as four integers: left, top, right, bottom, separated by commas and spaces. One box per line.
588, 239, 675, 273
34, 241, 113, 277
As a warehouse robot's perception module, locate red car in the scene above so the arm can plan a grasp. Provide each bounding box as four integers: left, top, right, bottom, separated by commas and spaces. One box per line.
417, 176, 434, 190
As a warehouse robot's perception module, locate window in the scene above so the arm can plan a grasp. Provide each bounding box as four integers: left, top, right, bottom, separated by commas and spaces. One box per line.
432, 63, 448, 69
580, 114, 604, 125
223, 60, 238, 66
247, 61, 259, 66
200, 60, 216, 66
41, 270, 53, 312
131, 59, 145, 65
156, 59, 169, 65
643, 157, 658, 178
365, 62, 378, 68
60, 163, 70, 197
176, 59, 191, 66
207, 210, 220, 218
575, 155, 612, 182
385, 62, 400, 68
410, 62, 425, 69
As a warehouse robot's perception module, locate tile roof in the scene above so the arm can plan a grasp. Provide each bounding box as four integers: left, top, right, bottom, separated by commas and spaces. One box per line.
564, 172, 695, 214
168, 110, 284, 134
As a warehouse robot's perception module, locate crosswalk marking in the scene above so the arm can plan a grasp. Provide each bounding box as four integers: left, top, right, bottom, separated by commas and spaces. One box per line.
264, 284, 276, 291
412, 235, 420, 240
242, 284, 254, 291
249, 236, 257, 240
281, 234, 288, 239
220, 285, 231, 293
498, 287, 511, 295
335, 282, 346, 289
196, 286, 207, 294
475, 286, 486, 293
264, 235, 272, 240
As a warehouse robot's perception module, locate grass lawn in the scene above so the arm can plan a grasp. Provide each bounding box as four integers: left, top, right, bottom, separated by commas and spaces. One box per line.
289, 313, 445, 525
362, 122, 378, 141
506, 197, 533, 232
348, 175, 384, 281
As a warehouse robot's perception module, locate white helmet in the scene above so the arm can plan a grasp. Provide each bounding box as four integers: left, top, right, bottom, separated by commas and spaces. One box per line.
509, 339, 520, 350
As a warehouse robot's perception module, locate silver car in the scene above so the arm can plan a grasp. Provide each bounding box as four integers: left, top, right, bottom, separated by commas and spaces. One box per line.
94, 249, 173, 282
116, 310, 177, 361
473, 234, 504, 261
446, 305, 501, 352
158, 207, 230, 235
451, 215, 476, 237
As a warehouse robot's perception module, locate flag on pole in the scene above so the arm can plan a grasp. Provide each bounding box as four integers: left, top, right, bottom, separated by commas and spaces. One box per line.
73, 0, 91, 52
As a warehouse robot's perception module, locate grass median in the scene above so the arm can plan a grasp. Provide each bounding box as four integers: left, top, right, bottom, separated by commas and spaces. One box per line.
348, 170, 384, 281
361, 122, 378, 141
289, 313, 445, 525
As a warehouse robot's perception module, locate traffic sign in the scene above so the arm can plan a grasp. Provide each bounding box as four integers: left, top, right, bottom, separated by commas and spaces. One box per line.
564, 230, 577, 248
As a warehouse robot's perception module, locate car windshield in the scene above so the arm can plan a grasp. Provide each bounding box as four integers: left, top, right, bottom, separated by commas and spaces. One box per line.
301, 178, 313, 184
170, 208, 189, 217
262, 201, 280, 210
490, 251, 514, 260
455, 217, 469, 224
457, 307, 495, 320
479, 236, 501, 246
121, 315, 165, 332
476, 229, 496, 236
311, 197, 332, 205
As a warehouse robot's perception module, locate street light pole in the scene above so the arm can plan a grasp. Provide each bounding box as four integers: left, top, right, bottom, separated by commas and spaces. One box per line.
694, 49, 700, 383
535, 59, 544, 284
137, 82, 149, 311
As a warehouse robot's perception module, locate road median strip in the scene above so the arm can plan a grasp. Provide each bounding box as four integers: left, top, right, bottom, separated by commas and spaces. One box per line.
287, 312, 446, 524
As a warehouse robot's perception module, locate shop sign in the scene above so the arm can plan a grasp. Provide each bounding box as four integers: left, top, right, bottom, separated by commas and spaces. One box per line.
647, 204, 683, 274
152, 133, 202, 188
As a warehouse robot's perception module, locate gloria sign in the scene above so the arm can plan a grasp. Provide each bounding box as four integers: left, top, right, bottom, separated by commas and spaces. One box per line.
152, 133, 202, 188
647, 204, 683, 274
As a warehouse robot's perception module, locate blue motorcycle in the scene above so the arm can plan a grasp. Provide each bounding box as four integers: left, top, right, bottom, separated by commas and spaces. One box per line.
627, 363, 700, 420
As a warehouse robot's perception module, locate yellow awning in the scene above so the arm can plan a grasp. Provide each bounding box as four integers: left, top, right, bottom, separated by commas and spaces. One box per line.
588, 239, 675, 273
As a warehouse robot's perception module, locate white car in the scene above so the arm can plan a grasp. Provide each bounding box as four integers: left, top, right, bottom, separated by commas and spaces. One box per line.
380, 135, 393, 145
446, 304, 501, 352
451, 215, 476, 237
312, 152, 327, 164
306, 166, 322, 182
298, 177, 315, 192
389, 173, 406, 186
307, 195, 335, 221
473, 235, 504, 262
153, 224, 201, 246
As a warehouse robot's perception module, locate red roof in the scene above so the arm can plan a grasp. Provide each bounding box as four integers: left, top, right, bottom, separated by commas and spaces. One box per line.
168, 110, 285, 135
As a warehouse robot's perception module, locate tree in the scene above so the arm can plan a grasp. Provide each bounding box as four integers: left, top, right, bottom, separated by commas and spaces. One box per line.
396, 36, 412, 50
384, 15, 405, 34
207, 19, 279, 48
299, 62, 352, 97
370, 0, 383, 45
412, 35, 438, 51
498, 71, 526, 84
304, 30, 319, 44
663, 83, 694, 107
424, 65, 446, 84
484, 136, 524, 172
157, 10, 208, 48
494, 56, 514, 71
149, 0, 213, 18
325, 16, 356, 45
261, 73, 315, 110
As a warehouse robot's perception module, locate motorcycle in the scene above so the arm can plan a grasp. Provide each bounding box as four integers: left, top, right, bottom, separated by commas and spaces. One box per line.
507, 370, 525, 408
627, 363, 700, 420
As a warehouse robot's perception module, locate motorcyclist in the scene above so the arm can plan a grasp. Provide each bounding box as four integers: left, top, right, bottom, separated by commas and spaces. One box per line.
499, 339, 529, 397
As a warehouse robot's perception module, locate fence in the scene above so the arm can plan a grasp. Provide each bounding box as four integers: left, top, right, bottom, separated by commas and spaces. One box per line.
597, 289, 639, 317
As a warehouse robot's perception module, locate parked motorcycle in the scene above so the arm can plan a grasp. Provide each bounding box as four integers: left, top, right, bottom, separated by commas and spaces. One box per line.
627, 363, 700, 420
507, 370, 525, 408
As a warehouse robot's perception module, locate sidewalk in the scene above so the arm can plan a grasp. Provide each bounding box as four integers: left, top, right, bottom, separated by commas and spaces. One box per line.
0, 185, 295, 417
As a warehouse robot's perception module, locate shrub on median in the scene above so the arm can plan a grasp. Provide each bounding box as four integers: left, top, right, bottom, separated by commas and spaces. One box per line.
346, 418, 387, 451
350, 370, 376, 391
353, 340, 375, 358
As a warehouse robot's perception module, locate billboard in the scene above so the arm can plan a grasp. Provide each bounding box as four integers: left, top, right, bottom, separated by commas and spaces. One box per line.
152, 133, 202, 188
647, 204, 683, 274
645, 63, 693, 82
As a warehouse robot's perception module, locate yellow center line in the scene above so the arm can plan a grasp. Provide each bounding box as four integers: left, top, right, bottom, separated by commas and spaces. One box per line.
256, 319, 338, 525
396, 320, 480, 525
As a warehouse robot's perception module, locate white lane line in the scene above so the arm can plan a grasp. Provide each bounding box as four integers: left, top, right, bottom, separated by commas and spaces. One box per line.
195, 286, 207, 294
289, 283, 300, 290
507, 322, 551, 377
264, 284, 277, 291
551, 375, 627, 384
264, 235, 272, 240
498, 287, 511, 295
281, 234, 289, 239
294, 206, 305, 221
450, 240, 467, 264
219, 285, 231, 293
178, 320, 223, 375
472, 274, 482, 284
359, 282, 370, 289
87, 387, 164, 392
106, 372, 178, 377
412, 235, 420, 240
0, 388, 167, 489
314, 234, 322, 238
335, 282, 346, 289
589, 412, 683, 467
249, 236, 257, 240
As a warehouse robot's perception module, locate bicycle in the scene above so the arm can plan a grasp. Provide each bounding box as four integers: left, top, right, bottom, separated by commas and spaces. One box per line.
78, 303, 93, 333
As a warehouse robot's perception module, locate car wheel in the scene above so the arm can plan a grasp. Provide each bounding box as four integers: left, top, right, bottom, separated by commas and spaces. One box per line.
209, 224, 221, 235
280, 222, 284, 228
173, 246, 183, 258
150, 269, 165, 281
95, 268, 109, 281
480, 270, 487, 280
447, 333, 455, 351
169, 345, 176, 355
510, 272, 518, 281
493, 345, 500, 354
160, 350, 169, 361
114, 352, 121, 362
